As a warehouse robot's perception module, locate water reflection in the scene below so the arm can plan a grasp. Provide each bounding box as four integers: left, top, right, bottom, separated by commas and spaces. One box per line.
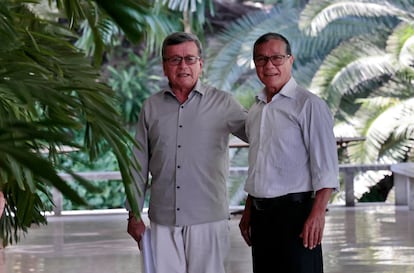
2, 206, 414, 273
323, 205, 414, 273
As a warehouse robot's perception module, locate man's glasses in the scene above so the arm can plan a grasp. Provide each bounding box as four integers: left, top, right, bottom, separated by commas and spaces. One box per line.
164, 56, 201, 66
254, 54, 291, 67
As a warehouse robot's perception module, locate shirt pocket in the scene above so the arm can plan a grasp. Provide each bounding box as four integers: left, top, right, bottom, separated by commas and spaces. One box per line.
269, 123, 307, 170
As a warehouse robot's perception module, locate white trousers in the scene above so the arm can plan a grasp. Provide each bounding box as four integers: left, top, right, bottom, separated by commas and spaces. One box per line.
150, 220, 230, 273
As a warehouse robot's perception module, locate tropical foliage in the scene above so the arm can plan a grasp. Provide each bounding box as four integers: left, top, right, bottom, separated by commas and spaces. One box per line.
204, 0, 414, 203
0, 0, 165, 246
206, 0, 414, 165
106, 49, 164, 126
300, 0, 414, 164
0, 0, 221, 245
2, 0, 413, 245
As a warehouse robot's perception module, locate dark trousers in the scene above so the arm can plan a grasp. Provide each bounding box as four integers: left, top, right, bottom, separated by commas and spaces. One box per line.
250, 192, 323, 273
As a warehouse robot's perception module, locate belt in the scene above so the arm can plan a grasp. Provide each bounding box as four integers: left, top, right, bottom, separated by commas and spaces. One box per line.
251, 191, 314, 211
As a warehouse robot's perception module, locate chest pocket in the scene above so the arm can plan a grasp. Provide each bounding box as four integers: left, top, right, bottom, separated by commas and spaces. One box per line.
266, 110, 307, 170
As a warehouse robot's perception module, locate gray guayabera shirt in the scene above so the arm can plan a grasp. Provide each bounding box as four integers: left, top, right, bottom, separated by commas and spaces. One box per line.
130, 81, 248, 226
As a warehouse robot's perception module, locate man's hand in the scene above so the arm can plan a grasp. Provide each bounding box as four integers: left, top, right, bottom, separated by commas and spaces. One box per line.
239, 195, 252, 246
127, 211, 146, 249
299, 208, 325, 249
299, 188, 333, 249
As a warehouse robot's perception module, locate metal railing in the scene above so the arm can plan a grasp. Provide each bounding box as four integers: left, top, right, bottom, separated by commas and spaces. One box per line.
339, 163, 392, 206
53, 163, 393, 216
52, 137, 404, 215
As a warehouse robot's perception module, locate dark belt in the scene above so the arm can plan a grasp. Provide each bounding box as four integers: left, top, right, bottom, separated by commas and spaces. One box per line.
251, 191, 314, 211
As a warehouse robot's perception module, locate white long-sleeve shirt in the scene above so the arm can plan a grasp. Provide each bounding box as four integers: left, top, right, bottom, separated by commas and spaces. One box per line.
244, 78, 339, 198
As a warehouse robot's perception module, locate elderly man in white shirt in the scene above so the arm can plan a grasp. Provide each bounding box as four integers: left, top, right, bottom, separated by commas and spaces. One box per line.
239, 32, 339, 273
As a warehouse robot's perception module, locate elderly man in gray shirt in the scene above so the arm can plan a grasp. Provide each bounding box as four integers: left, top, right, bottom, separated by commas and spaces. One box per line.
127, 32, 247, 273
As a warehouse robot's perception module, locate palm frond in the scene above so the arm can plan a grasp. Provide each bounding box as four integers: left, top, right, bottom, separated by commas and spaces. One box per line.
0, 0, 141, 245
371, 99, 414, 161
299, 0, 407, 36
0, 3, 20, 51
53, 0, 180, 63
206, 2, 399, 92
386, 22, 414, 67
206, 5, 300, 91
310, 37, 395, 115
297, 14, 397, 59
346, 98, 394, 163
95, 0, 152, 42
348, 96, 414, 163
158, 0, 214, 13
75, 19, 121, 59
373, 68, 414, 99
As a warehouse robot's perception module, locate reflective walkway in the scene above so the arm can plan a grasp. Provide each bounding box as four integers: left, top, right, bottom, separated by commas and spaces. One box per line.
1, 204, 414, 273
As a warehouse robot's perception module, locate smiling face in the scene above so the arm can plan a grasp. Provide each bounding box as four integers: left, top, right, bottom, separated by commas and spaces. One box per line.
254, 39, 294, 98
162, 41, 203, 94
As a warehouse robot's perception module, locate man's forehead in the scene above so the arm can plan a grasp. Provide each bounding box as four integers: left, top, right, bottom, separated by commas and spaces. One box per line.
255, 40, 286, 53
166, 41, 197, 49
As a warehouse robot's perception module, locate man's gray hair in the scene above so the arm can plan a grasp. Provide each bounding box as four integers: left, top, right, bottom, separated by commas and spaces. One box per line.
162, 32, 203, 59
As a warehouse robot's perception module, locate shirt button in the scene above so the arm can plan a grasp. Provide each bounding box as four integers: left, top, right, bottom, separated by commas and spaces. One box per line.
177, 186, 180, 189
177, 208, 180, 211
177, 165, 181, 168
178, 145, 181, 148
179, 125, 183, 128
181, 106, 184, 109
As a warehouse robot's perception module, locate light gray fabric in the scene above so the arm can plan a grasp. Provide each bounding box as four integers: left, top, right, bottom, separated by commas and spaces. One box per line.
244, 77, 339, 198
129, 80, 247, 226
150, 220, 230, 273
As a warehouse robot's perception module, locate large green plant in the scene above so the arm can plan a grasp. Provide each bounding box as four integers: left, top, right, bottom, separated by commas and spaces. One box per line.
206, 0, 414, 164
155, 0, 216, 36
107, 49, 164, 126
27, 0, 219, 214
0, 0, 142, 246
75, 0, 217, 64
299, 0, 414, 163
75, 0, 181, 64
203, 0, 414, 204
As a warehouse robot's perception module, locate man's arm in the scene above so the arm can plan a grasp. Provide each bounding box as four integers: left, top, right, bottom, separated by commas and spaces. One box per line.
239, 195, 253, 246
227, 95, 249, 143
126, 104, 150, 247
300, 97, 338, 249
300, 188, 333, 249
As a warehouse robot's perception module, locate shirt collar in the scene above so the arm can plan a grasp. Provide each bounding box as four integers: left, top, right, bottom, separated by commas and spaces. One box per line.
193, 81, 205, 95
163, 80, 204, 97
256, 77, 297, 103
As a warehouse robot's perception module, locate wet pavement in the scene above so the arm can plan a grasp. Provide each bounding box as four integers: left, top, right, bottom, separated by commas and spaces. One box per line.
1, 204, 413, 273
